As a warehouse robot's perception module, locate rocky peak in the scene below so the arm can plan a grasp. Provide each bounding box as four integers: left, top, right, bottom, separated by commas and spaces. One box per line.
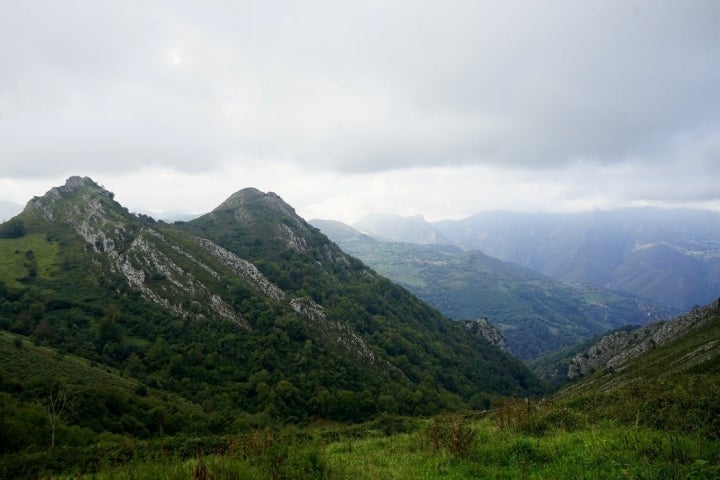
30, 176, 110, 202
25, 176, 117, 221
63, 175, 101, 191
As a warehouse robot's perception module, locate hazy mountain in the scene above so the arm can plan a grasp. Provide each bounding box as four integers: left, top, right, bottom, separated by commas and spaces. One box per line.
155, 211, 201, 223
434, 208, 720, 312
353, 213, 452, 245
311, 219, 664, 360
0, 177, 541, 444
0, 200, 22, 222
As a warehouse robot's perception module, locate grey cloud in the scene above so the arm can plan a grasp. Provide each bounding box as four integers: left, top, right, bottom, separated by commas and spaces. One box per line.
1, 0, 719, 193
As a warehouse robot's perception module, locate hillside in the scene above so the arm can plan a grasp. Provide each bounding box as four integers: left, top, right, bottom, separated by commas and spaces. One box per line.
552, 300, 720, 440
2, 179, 718, 478
0, 177, 542, 458
0, 330, 210, 449
312, 219, 663, 359
18, 301, 719, 479
433, 208, 720, 312
565, 300, 720, 382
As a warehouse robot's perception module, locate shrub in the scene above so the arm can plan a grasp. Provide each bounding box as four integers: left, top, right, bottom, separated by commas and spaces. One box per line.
494, 398, 584, 435
370, 413, 419, 437
228, 429, 327, 479
424, 414, 476, 456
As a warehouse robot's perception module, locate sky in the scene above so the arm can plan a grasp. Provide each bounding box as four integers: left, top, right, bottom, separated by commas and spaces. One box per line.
1, 0, 720, 223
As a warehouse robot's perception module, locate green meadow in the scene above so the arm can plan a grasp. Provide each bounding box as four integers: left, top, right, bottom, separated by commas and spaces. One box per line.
47, 410, 719, 480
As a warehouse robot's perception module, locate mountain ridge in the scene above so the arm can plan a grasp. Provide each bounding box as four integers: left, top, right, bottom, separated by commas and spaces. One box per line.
554, 298, 720, 437
0, 176, 542, 442
567, 299, 720, 379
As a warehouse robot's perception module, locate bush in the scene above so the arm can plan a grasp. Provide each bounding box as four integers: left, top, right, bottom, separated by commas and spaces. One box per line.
370, 413, 419, 437
494, 398, 584, 435
228, 429, 327, 479
424, 414, 476, 456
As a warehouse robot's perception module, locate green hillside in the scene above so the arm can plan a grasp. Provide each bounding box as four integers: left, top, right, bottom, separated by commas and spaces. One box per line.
181, 188, 541, 399
312, 219, 662, 359
31, 303, 720, 479
0, 177, 543, 476
559, 303, 720, 429
7, 177, 717, 479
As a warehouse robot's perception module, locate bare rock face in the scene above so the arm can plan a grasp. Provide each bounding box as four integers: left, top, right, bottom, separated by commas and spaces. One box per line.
195, 237, 286, 301
289, 297, 407, 379
568, 300, 720, 378
464, 318, 508, 353
290, 297, 376, 365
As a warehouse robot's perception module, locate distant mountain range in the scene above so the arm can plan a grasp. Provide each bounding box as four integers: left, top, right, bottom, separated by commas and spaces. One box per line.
351, 209, 720, 313
353, 213, 451, 245
312, 219, 664, 360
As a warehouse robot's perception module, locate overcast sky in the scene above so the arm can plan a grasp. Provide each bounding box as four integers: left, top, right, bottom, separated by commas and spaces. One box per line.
1, 0, 719, 223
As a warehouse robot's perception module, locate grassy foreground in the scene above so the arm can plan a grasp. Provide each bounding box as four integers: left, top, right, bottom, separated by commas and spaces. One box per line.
44, 407, 718, 480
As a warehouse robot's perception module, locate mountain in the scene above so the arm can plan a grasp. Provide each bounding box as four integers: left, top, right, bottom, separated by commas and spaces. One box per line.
181, 188, 541, 396
0, 177, 542, 452
566, 300, 720, 380
554, 300, 720, 438
434, 208, 720, 312
155, 211, 201, 223
353, 213, 452, 245
311, 219, 664, 360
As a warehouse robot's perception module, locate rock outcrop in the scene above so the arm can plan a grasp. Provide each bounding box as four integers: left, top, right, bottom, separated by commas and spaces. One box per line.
464, 318, 508, 353
568, 300, 720, 378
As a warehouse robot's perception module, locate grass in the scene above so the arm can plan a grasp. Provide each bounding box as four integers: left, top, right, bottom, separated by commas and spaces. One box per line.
0, 233, 60, 287
45, 412, 719, 480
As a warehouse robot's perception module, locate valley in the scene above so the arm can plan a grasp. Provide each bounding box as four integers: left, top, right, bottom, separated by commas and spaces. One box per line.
354, 209, 720, 313
1, 177, 719, 478
311, 219, 665, 361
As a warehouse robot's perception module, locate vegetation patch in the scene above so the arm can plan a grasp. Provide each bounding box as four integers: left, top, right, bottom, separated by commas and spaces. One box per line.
0, 233, 60, 287
33, 415, 719, 480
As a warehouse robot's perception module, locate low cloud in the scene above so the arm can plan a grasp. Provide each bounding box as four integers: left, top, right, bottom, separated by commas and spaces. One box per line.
1, 0, 719, 215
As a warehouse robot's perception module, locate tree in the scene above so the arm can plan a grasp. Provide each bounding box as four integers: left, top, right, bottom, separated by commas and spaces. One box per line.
97, 314, 122, 345
0, 218, 26, 238
44, 383, 71, 450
